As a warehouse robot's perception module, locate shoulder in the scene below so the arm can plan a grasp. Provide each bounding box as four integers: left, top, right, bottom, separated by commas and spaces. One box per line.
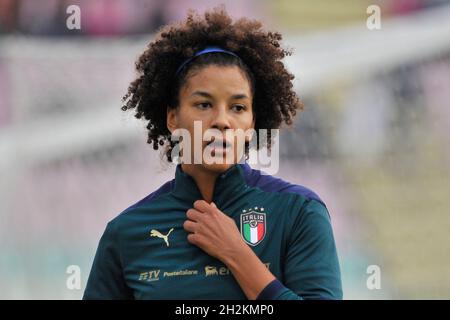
108, 178, 175, 226
243, 164, 327, 209
123, 179, 175, 212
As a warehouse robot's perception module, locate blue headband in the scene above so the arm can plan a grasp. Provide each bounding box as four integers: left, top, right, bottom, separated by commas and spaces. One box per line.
175, 46, 239, 77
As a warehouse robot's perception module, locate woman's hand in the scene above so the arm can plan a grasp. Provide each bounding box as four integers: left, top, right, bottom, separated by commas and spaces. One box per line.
183, 200, 248, 263
183, 199, 276, 299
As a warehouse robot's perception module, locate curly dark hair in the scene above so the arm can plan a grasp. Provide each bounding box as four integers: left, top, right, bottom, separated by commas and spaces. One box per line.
121, 6, 303, 162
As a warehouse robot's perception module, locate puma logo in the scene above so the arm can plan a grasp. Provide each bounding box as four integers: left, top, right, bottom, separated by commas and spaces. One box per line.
150, 228, 174, 247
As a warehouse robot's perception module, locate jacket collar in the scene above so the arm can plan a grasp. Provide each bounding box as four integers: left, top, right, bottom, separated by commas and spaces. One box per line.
173, 162, 252, 209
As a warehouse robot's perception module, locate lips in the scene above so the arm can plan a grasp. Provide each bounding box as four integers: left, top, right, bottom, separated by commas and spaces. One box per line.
205, 138, 232, 153
206, 138, 231, 149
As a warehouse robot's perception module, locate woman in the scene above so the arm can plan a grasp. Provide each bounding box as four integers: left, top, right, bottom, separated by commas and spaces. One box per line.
83, 8, 342, 300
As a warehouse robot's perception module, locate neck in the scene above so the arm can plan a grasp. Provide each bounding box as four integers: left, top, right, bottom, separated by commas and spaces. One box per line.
181, 164, 221, 203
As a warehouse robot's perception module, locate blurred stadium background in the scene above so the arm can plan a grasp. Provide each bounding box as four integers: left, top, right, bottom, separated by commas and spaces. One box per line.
1, 0, 450, 299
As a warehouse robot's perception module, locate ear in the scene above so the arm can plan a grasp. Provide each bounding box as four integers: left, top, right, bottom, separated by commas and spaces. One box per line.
167, 107, 178, 133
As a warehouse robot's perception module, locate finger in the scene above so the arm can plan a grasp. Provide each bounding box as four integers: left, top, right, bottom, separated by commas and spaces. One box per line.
183, 220, 197, 233
186, 208, 203, 222
194, 199, 214, 214
187, 233, 195, 243
187, 233, 200, 245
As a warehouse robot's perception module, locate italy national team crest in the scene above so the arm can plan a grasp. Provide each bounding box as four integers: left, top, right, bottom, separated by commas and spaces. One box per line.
240, 207, 266, 246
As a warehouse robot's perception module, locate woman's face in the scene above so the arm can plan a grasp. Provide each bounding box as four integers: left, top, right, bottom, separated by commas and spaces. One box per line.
167, 65, 255, 173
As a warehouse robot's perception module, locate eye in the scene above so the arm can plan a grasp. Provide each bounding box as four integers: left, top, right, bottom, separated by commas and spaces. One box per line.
232, 104, 246, 112
195, 102, 212, 110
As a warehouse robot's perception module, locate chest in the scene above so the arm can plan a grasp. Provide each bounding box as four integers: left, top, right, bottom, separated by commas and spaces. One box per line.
121, 200, 289, 299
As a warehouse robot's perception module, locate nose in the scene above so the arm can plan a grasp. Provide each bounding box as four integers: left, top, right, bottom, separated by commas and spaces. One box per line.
210, 104, 231, 131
